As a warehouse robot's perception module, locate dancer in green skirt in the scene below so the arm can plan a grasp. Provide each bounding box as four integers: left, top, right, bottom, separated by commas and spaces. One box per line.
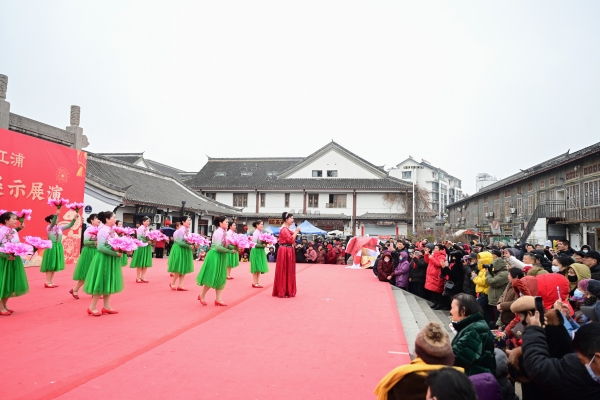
70, 213, 101, 299
225, 221, 239, 280
0, 212, 30, 316
250, 220, 269, 288
40, 210, 78, 288
130, 216, 153, 283
197, 216, 235, 306
168, 216, 196, 291
84, 211, 125, 316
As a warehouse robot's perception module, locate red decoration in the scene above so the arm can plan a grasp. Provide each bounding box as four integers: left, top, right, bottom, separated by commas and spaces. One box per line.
164, 219, 172, 226
243, 225, 248, 231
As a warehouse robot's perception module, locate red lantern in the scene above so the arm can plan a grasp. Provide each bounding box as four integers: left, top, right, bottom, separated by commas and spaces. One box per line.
243, 225, 248, 231
165, 219, 172, 226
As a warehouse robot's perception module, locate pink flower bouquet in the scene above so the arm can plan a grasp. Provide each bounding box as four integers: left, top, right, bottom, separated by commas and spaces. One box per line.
66, 202, 85, 212
24, 236, 53, 253
132, 238, 148, 248
13, 209, 33, 221
108, 236, 140, 253
48, 198, 70, 208
228, 233, 255, 249
86, 226, 100, 237
258, 233, 278, 245
114, 226, 135, 236
145, 230, 168, 242
0, 209, 7, 215
0, 242, 34, 257
185, 233, 211, 247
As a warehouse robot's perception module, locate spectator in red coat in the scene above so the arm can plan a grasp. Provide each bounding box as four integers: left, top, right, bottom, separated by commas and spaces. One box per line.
425, 244, 447, 310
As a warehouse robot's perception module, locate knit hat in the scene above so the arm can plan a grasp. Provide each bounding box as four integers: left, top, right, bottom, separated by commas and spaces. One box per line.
587, 280, 600, 298
578, 278, 591, 294
510, 295, 536, 314
414, 322, 454, 366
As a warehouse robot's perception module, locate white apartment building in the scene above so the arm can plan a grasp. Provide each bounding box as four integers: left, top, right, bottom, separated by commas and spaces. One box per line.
389, 157, 463, 217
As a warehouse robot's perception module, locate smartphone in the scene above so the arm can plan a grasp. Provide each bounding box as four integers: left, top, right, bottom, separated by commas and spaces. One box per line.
534, 296, 545, 322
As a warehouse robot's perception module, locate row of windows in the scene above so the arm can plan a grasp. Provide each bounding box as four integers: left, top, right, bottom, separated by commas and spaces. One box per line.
312, 170, 338, 177
205, 192, 348, 208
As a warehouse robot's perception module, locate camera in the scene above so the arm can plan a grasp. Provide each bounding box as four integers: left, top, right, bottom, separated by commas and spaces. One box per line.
483, 263, 494, 272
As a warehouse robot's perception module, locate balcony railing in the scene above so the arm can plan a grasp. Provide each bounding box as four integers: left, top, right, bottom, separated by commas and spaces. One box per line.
561, 205, 600, 223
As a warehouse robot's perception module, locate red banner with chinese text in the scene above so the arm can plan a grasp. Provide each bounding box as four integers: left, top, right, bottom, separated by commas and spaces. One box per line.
0, 128, 87, 266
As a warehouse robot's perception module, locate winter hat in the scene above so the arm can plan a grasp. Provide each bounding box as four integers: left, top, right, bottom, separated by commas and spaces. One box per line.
494, 348, 508, 378
587, 280, 600, 298
414, 322, 454, 366
510, 296, 536, 314
527, 266, 548, 276
578, 278, 591, 294
580, 302, 600, 322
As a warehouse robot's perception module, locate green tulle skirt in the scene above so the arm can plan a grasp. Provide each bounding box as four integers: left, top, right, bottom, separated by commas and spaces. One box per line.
40, 241, 65, 272
130, 245, 153, 268
0, 256, 30, 298
226, 251, 240, 268
196, 249, 228, 290
83, 252, 124, 295
250, 247, 269, 273
73, 246, 98, 281
121, 253, 128, 267
167, 243, 194, 275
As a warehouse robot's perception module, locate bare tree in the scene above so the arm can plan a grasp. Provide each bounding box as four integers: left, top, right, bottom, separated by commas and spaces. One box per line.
383, 186, 435, 230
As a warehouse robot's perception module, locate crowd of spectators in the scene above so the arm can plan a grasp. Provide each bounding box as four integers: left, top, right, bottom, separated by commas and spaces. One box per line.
373, 238, 600, 399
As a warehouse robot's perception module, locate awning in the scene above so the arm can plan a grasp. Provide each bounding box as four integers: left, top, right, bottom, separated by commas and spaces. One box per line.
454, 229, 478, 237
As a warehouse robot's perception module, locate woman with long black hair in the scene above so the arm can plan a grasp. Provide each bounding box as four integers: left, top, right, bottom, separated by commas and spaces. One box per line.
272, 212, 301, 298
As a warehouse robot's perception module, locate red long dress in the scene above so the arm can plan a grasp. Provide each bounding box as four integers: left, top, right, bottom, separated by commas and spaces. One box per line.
272, 226, 297, 298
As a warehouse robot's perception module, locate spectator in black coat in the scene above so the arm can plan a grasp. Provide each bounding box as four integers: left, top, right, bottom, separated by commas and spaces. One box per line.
522, 316, 600, 399
408, 250, 427, 298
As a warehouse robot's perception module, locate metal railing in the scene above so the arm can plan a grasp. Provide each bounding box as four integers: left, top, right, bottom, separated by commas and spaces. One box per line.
562, 205, 600, 223
519, 201, 565, 244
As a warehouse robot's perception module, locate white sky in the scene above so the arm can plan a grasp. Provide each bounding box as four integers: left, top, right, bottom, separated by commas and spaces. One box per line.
2, 1, 600, 195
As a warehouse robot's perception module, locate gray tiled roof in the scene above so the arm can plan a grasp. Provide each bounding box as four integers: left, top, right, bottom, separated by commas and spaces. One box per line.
239, 213, 351, 220
86, 154, 240, 215
450, 140, 600, 206
357, 212, 411, 220
96, 153, 144, 164
145, 160, 189, 180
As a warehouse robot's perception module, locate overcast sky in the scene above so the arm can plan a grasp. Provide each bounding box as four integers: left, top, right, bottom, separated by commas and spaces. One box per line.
2, 1, 600, 195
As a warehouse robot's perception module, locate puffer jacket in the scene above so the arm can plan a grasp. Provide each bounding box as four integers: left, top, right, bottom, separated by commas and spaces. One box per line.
451, 312, 496, 376
473, 252, 492, 294
424, 250, 446, 294
409, 256, 427, 283
568, 263, 591, 293
536, 273, 571, 311
393, 251, 410, 289
497, 281, 519, 326
486, 258, 509, 306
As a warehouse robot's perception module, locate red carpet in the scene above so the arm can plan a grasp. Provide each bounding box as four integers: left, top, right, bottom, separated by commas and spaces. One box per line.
2, 259, 409, 400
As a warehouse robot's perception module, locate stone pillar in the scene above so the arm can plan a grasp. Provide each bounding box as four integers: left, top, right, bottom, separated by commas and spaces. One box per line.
582, 223, 588, 246
0, 74, 10, 129
66, 105, 89, 150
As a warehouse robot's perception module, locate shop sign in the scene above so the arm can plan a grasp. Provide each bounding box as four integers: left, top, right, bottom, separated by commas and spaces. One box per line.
135, 205, 157, 216
481, 226, 491, 233
377, 221, 394, 226
268, 218, 283, 225
490, 220, 501, 235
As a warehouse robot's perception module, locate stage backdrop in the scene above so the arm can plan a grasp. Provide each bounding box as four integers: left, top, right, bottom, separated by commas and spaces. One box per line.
0, 127, 87, 266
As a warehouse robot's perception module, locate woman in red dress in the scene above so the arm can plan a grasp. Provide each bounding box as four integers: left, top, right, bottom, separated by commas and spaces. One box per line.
272, 212, 301, 298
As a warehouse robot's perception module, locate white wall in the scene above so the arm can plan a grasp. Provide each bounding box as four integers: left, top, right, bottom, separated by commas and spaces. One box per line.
356, 192, 406, 215
286, 149, 381, 179
83, 184, 122, 218
529, 218, 547, 245
259, 192, 304, 213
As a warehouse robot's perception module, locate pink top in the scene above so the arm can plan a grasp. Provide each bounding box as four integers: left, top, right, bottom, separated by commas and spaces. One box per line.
137, 225, 148, 240
252, 228, 262, 244
173, 226, 189, 241
212, 227, 226, 247
0, 226, 20, 246
96, 225, 116, 248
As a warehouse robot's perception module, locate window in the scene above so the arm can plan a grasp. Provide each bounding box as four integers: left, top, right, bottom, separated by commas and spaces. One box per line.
517, 186, 522, 195
266, 171, 277, 176
466, 210, 470, 222
312, 170, 323, 177
327, 170, 338, 177
583, 163, 600, 176
539, 192, 546, 204
474, 216, 479, 225
528, 182, 533, 191
494, 203, 500, 218
566, 184, 580, 209
205, 192, 216, 200
284, 193, 290, 208
260, 193, 266, 207
549, 177, 555, 185
215, 172, 226, 176
566, 170, 580, 180
402, 171, 412, 179
504, 201, 511, 216
584, 179, 600, 207
474, 199, 478, 206
327, 194, 347, 208
494, 193, 499, 200
233, 193, 248, 207
516, 197, 523, 215
308, 194, 319, 208
527, 195, 534, 214
483, 205, 489, 215
504, 189, 511, 198
540, 180, 546, 189
241, 171, 253, 176
484, 196, 488, 204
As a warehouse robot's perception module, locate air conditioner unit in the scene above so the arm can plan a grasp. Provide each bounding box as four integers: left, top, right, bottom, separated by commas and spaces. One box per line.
510, 208, 516, 214
488, 212, 494, 217
153, 214, 163, 224
209, 225, 215, 232
484, 212, 489, 217
505, 217, 511, 223
461, 217, 465, 222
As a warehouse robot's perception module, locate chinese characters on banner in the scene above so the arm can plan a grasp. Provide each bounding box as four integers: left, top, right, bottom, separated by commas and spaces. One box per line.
0, 128, 87, 266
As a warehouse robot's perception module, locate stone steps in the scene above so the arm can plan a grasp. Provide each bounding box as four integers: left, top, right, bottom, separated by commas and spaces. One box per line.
391, 286, 454, 358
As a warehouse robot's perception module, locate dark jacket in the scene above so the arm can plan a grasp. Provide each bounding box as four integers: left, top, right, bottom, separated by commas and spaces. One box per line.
462, 262, 478, 296
441, 258, 464, 297
486, 258, 509, 306
409, 256, 427, 283
377, 252, 395, 282
497, 282, 518, 326
590, 263, 600, 280
522, 325, 600, 399
451, 312, 496, 376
